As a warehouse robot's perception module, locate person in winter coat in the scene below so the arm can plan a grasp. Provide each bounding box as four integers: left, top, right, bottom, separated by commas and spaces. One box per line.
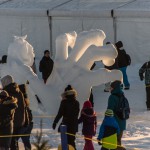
97, 109, 120, 150
78, 100, 97, 150
39, 50, 54, 83
1, 75, 26, 150
107, 80, 126, 150
19, 84, 33, 150
0, 90, 17, 150
52, 85, 80, 150
139, 61, 150, 110
115, 41, 131, 90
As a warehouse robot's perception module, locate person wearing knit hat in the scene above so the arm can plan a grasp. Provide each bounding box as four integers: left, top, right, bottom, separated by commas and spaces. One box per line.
107, 79, 127, 150
82, 100, 92, 109
62, 85, 77, 99
115, 41, 131, 90
78, 100, 97, 150
1, 75, 14, 88
105, 109, 114, 117
52, 85, 79, 150
65, 85, 73, 91
110, 80, 122, 89
97, 109, 120, 150
115, 41, 123, 49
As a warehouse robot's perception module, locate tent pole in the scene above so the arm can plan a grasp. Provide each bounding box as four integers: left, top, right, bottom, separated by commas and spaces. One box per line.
111, 9, 117, 43
113, 17, 117, 43
112, 0, 137, 44
47, 10, 53, 57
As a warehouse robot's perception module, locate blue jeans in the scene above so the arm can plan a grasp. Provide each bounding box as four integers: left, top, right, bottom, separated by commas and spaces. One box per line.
119, 67, 130, 88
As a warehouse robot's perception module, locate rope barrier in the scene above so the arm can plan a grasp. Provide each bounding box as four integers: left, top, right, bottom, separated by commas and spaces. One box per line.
0, 130, 142, 150
33, 115, 55, 118
0, 132, 137, 150
0, 134, 31, 138
66, 132, 123, 148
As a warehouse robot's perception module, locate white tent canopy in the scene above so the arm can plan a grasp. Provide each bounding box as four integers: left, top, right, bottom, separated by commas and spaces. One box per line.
49, 0, 132, 57
0, 0, 149, 64
0, 0, 72, 59
113, 0, 150, 64
50, 0, 131, 17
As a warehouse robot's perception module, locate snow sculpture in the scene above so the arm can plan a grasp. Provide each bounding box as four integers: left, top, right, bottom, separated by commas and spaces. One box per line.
0, 30, 122, 115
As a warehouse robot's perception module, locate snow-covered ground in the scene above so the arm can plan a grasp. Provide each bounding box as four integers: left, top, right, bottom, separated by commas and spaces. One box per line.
19, 63, 150, 150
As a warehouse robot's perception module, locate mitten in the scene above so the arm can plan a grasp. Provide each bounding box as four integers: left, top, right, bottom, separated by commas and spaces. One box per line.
140, 75, 144, 81
52, 122, 57, 130
97, 139, 102, 145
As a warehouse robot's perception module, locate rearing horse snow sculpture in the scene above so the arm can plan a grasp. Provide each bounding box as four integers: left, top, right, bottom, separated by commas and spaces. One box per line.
0, 29, 122, 115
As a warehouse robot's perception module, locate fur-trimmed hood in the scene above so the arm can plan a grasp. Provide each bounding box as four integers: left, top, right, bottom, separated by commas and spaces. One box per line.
0, 96, 17, 105
61, 89, 77, 98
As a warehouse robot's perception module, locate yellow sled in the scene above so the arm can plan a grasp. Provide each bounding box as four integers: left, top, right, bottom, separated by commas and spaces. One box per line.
58, 144, 75, 150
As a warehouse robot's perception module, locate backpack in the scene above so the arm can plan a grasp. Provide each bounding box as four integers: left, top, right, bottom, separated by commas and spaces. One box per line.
126, 53, 131, 66
113, 93, 130, 120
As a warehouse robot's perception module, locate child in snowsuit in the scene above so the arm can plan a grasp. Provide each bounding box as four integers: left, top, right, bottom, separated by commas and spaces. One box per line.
139, 61, 150, 110
97, 109, 120, 150
78, 100, 97, 150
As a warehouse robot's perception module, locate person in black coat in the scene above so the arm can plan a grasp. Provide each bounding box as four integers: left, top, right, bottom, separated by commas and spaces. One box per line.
0, 90, 17, 150
115, 41, 131, 90
19, 84, 33, 150
1, 75, 26, 150
52, 85, 80, 150
39, 50, 54, 83
139, 61, 150, 110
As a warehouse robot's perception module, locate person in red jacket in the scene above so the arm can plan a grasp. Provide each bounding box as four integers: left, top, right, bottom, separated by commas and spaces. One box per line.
78, 100, 97, 150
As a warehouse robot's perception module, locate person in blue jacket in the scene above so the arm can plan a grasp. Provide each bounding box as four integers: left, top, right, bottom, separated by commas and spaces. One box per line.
107, 80, 126, 150
97, 109, 120, 150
